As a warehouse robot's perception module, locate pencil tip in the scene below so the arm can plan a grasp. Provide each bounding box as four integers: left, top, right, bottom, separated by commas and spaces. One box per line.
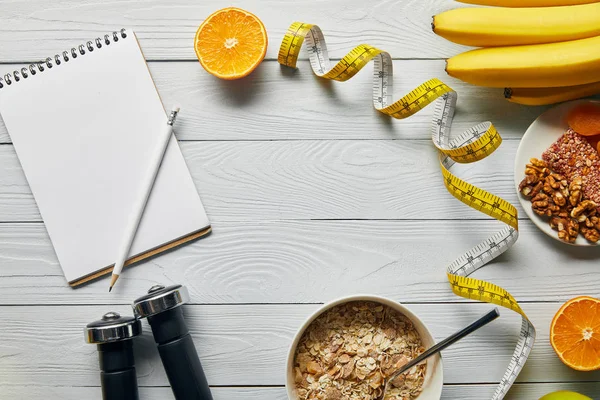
109, 274, 119, 292
108, 286, 113, 292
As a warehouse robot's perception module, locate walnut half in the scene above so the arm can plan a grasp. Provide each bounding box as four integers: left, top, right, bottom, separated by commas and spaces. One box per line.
519, 158, 550, 199
582, 227, 600, 243
571, 200, 597, 221
531, 193, 560, 217
550, 217, 579, 244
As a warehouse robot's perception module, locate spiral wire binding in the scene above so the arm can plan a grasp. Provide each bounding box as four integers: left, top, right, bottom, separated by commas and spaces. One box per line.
0, 28, 127, 90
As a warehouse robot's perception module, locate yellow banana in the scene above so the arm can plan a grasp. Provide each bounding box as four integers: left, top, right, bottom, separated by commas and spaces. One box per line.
458, 0, 600, 6
446, 36, 600, 88
433, 3, 600, 47
505, 82, 600, 105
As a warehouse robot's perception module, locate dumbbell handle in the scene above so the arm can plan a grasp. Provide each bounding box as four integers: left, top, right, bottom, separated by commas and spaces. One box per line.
101, 368, 139, 400
158, 333, 213, 400
98, 341, 139, 400
147, 307, 213, 400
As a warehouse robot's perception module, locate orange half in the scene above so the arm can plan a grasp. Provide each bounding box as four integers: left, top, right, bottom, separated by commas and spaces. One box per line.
194, 7, 268, 80
550, 296, 600, 371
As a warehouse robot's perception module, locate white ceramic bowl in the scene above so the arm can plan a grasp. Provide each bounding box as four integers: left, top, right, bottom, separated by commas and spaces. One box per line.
286, 295, 444, 400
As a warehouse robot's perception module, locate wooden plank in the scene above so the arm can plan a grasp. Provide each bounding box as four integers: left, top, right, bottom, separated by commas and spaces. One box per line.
0, 60, 546, 144
1, 220, 599, 305
0, 303, 598, 387
0, 139, 531, 222
3, 383, 600, 400
0, 0, 475, 62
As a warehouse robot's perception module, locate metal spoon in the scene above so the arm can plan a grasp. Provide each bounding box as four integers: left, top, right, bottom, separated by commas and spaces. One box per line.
375, 308, 500, 400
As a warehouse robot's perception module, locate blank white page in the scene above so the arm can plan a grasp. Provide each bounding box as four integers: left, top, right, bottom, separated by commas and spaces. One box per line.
0, 30, 209, 283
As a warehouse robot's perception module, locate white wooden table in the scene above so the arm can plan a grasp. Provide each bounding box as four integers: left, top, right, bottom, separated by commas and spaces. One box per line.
1, 1, 600, 399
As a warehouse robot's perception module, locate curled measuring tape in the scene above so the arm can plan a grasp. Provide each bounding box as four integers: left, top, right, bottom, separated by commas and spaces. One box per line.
279, 22, 535, 399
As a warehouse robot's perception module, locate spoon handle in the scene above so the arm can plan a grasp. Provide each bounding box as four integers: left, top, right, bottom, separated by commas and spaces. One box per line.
387, 308, 500, 383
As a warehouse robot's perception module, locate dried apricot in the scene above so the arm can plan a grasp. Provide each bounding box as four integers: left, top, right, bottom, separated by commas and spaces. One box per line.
567, 102, 600, 136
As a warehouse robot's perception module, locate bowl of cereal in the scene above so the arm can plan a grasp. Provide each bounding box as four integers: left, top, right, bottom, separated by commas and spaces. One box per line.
286, 295, 443, 400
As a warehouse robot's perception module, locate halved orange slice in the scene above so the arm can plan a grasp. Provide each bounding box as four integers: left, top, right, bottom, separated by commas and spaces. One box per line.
550, 296, 600, 371
194, 7, 268, 80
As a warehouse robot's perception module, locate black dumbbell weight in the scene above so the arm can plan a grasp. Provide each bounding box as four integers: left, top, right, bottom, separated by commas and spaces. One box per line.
84, 311, 141, 400
133, 285, 213, 400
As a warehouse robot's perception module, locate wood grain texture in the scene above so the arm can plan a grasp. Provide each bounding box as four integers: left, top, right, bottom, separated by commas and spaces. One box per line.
0, 0, 474, 62
1, 220, 600, 305
5, 383, 600, 400
1, 303, 599, 387
0, 139, 531, 222
0, 0, 593, 396
0, 60, 548, 144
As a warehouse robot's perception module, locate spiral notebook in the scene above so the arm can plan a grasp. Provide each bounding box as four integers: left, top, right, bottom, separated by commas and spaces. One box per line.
0, 29, 211, 286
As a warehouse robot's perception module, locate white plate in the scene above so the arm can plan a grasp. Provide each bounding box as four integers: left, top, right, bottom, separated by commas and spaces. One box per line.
514, 100, 600, 246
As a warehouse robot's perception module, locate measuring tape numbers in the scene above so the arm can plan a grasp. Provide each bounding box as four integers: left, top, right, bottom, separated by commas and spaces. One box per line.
279, 22, 535, 399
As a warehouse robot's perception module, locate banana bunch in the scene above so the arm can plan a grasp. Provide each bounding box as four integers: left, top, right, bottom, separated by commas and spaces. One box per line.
433, 0, 600, 105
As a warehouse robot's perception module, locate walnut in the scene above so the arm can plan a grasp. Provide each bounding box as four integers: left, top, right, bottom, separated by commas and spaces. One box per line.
585, 216, 600, 230
569, 177, 583, 206
519, 179, 531, 197
546, 173, 566, 190
531, 192, 548, 205
549, 216, 563, 230
542, 172, 568, 200
550, 217, 579, 243
581, 216, 600, 243
525, 159, 550, 177
581, 227, 600, 243
530, 158, 548, 168
524, 166, 538, 176
524, 173, 540, 186
519, 178, 532, 197
520, 159, 552, 198
542, 180, 553, 194
566, 219, 579, 238
531, 193, 560, 217
571, 200, 597, 221
552, 191, 567, 207
530, 182, 544, 198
